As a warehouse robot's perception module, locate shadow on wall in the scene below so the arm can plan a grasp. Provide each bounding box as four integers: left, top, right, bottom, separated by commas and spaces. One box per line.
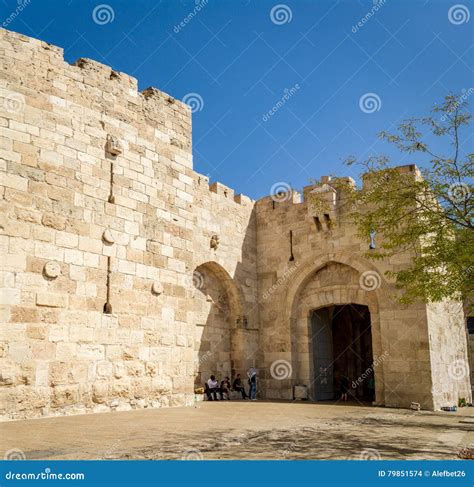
193, 262, 233, 388
192, 206, 260, 391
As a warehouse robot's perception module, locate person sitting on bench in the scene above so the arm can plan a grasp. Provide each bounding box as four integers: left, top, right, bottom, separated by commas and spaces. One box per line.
220, 377, 231, 400
206, 375, 220, 401
232, 374, 248, 399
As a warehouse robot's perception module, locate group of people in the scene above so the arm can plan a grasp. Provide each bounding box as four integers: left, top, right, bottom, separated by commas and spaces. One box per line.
205, 368, 258, 401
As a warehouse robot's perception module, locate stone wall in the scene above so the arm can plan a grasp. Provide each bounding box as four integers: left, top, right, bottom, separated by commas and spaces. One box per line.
192, 175, 259, 379
469, 335, 474, 398
0, 28, 471, 420
0, 28, 258, 420
426, 301, 471, 408
0, 28, 198, 419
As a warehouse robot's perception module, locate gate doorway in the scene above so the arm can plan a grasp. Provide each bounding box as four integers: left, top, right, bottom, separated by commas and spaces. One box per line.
310, 304, 374, 401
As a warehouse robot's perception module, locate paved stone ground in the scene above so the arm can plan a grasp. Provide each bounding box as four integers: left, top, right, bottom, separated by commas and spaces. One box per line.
1, 401, 473, 460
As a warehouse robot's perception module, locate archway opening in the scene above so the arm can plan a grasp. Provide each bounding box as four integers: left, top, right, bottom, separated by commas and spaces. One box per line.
310, 304, 374, 402
193, 263, 239, 390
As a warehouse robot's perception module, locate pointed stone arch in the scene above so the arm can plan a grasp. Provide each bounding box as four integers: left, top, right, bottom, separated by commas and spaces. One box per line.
193, 261, 244, 320
192, 261, 244, 388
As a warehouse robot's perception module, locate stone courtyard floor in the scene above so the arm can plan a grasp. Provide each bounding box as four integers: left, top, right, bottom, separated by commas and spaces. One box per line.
1, 401, 473, 460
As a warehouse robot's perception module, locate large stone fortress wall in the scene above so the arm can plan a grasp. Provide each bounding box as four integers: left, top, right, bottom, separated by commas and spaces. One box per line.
0, 27, 256, 420
0, 28, 471, 420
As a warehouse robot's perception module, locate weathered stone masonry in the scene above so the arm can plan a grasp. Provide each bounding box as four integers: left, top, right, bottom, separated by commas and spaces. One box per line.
0, 28, 471, 420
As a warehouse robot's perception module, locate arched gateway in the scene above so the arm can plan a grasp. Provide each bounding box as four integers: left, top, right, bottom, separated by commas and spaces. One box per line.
192, 262, 244, 388
285, 254, 386, 405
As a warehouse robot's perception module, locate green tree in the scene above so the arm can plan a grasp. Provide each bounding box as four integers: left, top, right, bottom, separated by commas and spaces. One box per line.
312, 94, 473, 306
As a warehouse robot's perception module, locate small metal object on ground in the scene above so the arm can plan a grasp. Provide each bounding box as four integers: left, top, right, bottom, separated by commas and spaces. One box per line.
410, 402, 420, 411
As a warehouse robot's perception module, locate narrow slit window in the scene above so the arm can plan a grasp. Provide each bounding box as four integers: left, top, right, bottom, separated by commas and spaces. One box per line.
314, 217, 322, 231
324, 214, 331, 229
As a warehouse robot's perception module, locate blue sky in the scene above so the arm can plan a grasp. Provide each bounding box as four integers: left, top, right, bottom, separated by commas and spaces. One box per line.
1, 0, 473, 199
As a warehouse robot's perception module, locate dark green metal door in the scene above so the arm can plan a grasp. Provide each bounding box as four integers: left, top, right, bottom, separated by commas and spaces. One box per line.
311, 308, 334, 400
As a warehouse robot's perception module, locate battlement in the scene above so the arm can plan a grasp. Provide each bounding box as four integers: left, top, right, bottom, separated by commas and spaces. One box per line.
256, 166, 419, 209
0, 28, 192, 152
193, 172, 253, 206
361, 163, 421, 190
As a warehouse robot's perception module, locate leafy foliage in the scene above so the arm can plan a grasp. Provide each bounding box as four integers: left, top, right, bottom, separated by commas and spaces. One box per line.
311, 95, 473, 305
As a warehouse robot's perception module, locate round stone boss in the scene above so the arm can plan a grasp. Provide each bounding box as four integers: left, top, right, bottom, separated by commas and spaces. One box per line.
44, 261, 61, 278
102, 229, 115, 244
151, 281, 164, 295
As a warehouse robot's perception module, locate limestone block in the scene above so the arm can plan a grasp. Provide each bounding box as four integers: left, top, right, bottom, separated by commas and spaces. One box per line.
110, 379, 132, 399
36, 292, 67, 308
104, 345, 121, 361
26, 324, 47, 340
77, 344, 104, 361
51, 385, 78, 408
92, 382, 109, 404
0, 366, 15, 386
49, 362, 70, 386
9, 343, 31, 363
97, 361, 113, 378
113, 362, 126, 379
0, 289, 21, 305
15, 208, 42, 224
42, 213, 66, 230
55, 342, 76, 361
